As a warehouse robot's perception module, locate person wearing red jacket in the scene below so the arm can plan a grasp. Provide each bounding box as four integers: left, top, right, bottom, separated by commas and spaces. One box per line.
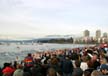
2, 63, 15, 76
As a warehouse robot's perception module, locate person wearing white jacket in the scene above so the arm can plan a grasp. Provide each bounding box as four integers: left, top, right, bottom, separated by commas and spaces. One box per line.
80, 56, 88, 71
13, 64, 24, 76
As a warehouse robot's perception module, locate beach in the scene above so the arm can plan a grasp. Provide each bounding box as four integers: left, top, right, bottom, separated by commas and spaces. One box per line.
0, 43, 94, 66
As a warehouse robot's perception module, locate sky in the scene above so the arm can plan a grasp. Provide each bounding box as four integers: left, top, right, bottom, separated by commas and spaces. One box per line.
0, 0, 108, 39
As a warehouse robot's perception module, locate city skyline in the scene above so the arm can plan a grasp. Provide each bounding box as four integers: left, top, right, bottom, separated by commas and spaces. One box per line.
0, 29, 107, 40
83, 29, 108, 38
0, 0, 108, 39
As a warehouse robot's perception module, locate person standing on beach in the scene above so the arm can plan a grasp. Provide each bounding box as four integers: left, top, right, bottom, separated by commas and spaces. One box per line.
23, 53, 34, 74
13, 64, 24, 76
61, 56, 73, 76
23, 53, 34, 68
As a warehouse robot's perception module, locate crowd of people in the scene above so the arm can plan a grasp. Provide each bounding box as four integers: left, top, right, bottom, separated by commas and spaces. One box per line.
0, 43, 108, 76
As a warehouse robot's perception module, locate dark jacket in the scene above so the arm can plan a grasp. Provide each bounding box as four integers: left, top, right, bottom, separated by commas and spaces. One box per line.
72, 67, 83, 76
62, 59, 73, 73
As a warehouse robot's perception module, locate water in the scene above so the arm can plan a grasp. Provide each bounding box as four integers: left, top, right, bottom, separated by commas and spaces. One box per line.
0, 43, 94, 67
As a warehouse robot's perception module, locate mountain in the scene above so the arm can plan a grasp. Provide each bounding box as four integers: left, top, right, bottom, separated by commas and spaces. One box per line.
45, 34, 79, 38
0, 34, 81, 43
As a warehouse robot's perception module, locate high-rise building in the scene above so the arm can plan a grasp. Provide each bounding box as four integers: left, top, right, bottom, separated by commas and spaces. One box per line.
96, 30, 101, 39
103, 32, 108, 38
84, 30, 90, 37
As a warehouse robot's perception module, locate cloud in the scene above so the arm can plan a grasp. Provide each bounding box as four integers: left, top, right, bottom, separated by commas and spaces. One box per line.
0, 0, 80, 11
20, 0, 80, 9
0, 0, 108, 39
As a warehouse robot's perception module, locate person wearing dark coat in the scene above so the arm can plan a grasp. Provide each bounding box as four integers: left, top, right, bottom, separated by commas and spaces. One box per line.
72, 60, 83, 76
61, 56, 73, 76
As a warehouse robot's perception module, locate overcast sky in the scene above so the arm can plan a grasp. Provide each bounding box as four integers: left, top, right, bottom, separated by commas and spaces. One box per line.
0, 0, 108, 39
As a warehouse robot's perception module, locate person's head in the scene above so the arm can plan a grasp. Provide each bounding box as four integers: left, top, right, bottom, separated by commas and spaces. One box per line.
100, 58, 107, 64
3, 63, 11, 69
75, 60, 81, 67
91, 54, 98, 61
28, 53, 32, 57
91, 70, 102, 76
81, 56, 88, 62
51, 58, 58, 65
47, 68, 56, 76
100, 64, 108, 75
83, 70, 91, 76
16, 64, 23, 69
65, 55, 69, 60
